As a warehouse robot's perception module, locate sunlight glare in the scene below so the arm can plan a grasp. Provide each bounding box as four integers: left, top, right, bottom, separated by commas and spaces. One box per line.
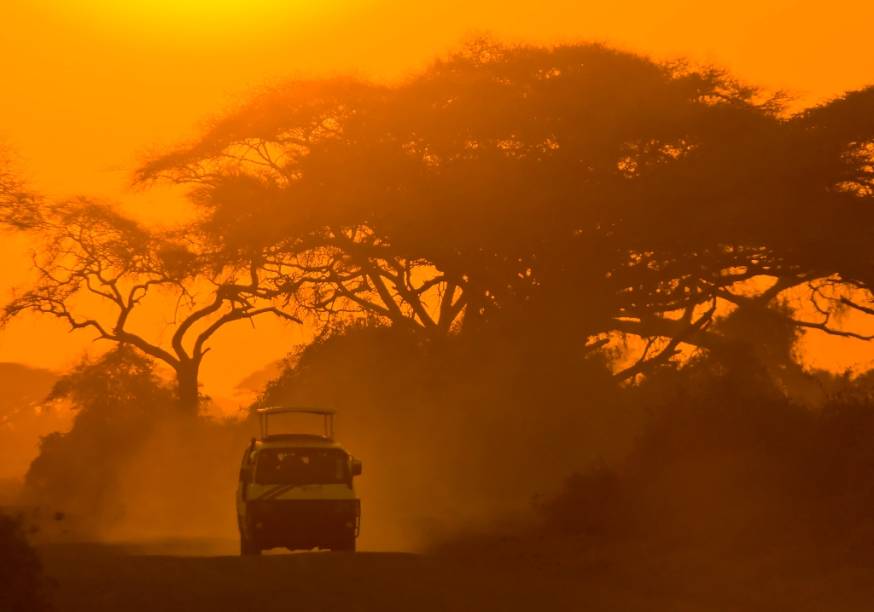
61, 0, 346, 42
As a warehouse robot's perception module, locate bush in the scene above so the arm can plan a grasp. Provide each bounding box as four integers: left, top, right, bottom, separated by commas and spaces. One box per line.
537, 465, 631, 540
0, 514, 51, 612
23, 347, 177, 532
23, 346, 252, 540
536, 368, 874, 560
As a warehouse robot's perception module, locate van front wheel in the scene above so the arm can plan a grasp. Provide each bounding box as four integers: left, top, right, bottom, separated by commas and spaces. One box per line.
332, 531, 356, 553
240, 534, 261, 556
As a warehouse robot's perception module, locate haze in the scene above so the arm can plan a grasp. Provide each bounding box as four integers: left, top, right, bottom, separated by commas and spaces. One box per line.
4, 3, 874, 610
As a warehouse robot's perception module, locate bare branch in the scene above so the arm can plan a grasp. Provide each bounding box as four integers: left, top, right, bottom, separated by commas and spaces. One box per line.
193, 305, 301, 359
614, 302, 717, 381
791, 318, 874, 341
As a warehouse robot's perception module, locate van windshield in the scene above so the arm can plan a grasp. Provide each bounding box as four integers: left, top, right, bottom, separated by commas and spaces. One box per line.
254, 448, 349, 486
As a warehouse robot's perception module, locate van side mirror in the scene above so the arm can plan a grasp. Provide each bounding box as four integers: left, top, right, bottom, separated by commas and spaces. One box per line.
351, 458, 363, 477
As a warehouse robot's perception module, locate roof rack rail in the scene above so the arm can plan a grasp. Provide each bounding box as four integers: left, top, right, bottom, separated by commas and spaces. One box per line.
255, 406, 335, 416
255, 406, 335, 440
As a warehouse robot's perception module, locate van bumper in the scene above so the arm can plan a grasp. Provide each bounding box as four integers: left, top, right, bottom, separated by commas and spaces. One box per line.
245, 499, 360, 549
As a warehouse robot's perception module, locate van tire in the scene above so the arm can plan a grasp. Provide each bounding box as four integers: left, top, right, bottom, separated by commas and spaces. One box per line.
240, 534, 261, 556
332, 532, 356, 553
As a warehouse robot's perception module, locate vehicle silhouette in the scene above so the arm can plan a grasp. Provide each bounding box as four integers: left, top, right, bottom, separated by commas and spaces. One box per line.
236, 408, 362, 555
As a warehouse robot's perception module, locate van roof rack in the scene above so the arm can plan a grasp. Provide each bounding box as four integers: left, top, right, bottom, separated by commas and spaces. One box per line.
255, 406, 335, 440
255, 407, 335, 416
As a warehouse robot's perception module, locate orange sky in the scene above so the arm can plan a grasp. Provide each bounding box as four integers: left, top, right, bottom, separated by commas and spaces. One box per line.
1, 0, 873, 402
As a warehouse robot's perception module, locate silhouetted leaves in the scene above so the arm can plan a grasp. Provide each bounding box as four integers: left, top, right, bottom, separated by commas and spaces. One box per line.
141, 41, 874, 366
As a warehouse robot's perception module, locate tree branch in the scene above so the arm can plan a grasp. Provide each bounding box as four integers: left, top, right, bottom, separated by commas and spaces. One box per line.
614, 303, 717, 381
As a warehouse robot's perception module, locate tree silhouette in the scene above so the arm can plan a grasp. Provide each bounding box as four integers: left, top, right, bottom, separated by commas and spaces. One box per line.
139, 42, 874, 374
2, 199, 302, 412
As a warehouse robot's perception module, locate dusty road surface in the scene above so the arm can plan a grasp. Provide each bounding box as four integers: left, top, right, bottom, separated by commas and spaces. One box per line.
37, 540, 874, 612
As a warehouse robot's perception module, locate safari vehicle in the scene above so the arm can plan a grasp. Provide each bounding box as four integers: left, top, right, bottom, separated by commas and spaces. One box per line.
236, 407, 362, 555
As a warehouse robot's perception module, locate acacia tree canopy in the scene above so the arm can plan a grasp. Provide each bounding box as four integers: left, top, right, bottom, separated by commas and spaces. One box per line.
140, 41, 874, 372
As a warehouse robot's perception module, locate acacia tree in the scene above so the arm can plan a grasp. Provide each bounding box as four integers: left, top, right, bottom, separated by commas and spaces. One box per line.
140, 41, 874, 375
1, 200, 301, 413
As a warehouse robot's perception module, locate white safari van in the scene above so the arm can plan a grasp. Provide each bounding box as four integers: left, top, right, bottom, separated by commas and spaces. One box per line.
236, 407, 362, 555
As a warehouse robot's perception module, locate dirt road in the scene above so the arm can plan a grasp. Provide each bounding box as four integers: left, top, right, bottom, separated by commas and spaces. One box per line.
37, 540, 874, 612
40, 542, 567, 612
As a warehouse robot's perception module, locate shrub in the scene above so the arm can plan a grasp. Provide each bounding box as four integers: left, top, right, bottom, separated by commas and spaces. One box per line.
0, 514, 51, 612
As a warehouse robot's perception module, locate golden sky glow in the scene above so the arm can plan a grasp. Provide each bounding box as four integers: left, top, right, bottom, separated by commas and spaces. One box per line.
2, 0, 874, 401
53, 0, 351, 42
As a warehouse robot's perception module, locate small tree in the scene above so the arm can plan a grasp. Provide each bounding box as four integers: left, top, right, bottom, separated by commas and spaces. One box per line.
2, 200, 301, 413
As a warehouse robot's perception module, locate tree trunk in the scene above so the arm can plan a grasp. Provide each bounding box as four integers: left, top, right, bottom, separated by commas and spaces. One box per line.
175, 361, 201, 415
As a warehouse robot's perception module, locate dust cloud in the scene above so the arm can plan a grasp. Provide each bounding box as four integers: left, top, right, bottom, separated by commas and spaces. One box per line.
2, 43, 874, 612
